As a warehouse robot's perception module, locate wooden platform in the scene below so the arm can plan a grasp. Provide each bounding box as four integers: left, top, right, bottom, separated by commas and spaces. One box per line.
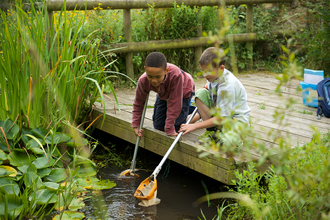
91, 72, 330, 184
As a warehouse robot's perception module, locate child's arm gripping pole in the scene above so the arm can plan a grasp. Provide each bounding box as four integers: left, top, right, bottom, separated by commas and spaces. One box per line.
150, 107, 199, 179
130, 93, 150, 172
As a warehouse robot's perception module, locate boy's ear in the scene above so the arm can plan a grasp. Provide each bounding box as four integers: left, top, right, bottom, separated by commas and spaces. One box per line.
165, 67, 169, 75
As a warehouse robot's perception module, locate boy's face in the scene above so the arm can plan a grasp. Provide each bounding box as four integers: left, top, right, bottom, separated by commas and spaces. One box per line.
200, 64, 225, 82
144, 66, 169, 87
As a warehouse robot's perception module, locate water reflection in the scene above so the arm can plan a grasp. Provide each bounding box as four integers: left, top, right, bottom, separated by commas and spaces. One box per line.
80, 164, 221, 220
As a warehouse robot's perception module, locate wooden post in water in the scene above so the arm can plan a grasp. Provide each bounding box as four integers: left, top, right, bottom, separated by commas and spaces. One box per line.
123, 9, 134, 80
246, 4, 253, 70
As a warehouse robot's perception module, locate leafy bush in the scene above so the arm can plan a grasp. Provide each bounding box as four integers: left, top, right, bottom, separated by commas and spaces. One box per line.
294, 0, 330, 76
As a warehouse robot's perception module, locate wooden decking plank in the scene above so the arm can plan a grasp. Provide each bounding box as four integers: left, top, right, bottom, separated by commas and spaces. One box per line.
92, 73, 329, 184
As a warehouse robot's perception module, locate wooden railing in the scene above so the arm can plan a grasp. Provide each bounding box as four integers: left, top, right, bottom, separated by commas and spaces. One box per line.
46, 0, 293, 79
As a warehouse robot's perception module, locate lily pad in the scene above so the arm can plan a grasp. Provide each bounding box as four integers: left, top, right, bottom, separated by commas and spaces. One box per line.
53, 211, 85, 220
44, 168, 67, 183
89, 177, 116, 190
68, 197, 85, 211
29, 189, 57, 204
0, 165, 17, 177
76, 178, 92, 189
0, 194, 23, 219
0, 177, 20, 195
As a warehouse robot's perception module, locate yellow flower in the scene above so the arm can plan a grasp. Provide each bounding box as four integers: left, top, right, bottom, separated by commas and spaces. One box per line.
98, 3, 102, 5
119, 36, 122, 38
215, 6, 218, 8
177, 5, 179, 7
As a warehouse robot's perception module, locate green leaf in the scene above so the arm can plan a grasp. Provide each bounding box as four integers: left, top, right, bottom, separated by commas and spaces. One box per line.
31, 127, 49, 139
0, 142, 8, 152
0, 177, 20, 195
0, 119, 19, 140
0, 166, 17, 177
17, 165, 29, 174
66, 138, 88, 147
23, 172, 43, 189
69, 197, 85, 211
0, 150, 7, 161
26, 138, 45, 148
47, 133, 71, 145
53, 211, 85, 220
29, 189, 57, 204
0, 194, 23, 219
44, 182, 60, 190
77, 166, 97, 178
32, 156, 55, 169
37, 168, 52, 178
76, 178, 92, 189
8, 149, 36, 167
0, 150, 7, 164
44, 168, 67, 183
89, 177, 116, 190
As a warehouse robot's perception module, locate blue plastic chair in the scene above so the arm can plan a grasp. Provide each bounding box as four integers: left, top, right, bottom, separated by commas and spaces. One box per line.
299, 69, 324, 107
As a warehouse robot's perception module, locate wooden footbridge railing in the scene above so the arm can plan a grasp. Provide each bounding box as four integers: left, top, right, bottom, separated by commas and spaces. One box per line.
45, 0, 293, 79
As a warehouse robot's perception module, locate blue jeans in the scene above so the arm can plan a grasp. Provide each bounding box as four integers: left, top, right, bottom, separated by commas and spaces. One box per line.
153, 93, 194, 132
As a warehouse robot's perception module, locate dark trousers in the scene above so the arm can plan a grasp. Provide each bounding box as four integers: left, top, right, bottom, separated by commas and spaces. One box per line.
153, 93, 194, 132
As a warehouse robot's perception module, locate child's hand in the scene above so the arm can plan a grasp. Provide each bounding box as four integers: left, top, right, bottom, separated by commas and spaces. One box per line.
134, 127, 143, 137
179, 124, 198, 135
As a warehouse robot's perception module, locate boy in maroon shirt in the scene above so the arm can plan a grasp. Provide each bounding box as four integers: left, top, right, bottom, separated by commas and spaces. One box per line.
132, 52, 195, 136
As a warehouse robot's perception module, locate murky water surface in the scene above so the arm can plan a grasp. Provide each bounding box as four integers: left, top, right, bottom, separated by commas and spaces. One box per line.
80, 164, 223, 220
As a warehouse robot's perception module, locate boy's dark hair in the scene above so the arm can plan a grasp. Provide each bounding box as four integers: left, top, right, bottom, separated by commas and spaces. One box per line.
145, 52, 167, 70
199, 47, 226, 68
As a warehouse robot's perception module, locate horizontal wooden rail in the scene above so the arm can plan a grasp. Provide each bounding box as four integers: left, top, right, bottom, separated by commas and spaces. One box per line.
100, 31, 292, 53
46, 0, 293, 11
102, 33, 256, 53
45, 0, 294, 78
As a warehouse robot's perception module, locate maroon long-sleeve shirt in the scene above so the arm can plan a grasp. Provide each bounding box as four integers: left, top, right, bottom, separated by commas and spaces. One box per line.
132, 63, 195, 135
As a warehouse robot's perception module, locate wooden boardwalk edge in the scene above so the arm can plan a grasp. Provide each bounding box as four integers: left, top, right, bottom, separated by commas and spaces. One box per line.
92, 109, 244, 184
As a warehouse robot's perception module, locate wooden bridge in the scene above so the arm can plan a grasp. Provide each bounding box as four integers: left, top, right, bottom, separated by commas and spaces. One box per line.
91, 72, 330, 185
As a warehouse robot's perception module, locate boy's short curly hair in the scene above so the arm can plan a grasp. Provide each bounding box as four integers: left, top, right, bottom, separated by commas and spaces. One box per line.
145, 52, 167, 70
199, 47, 226, 68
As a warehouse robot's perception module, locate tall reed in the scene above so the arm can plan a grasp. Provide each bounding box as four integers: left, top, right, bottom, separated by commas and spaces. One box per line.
0, 1, 112, 129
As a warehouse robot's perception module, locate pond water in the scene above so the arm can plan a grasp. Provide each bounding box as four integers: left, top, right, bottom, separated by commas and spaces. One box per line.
80, 161, 226, 220
48, 130, 229, 219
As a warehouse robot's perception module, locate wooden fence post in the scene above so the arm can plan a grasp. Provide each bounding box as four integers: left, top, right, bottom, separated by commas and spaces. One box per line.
195, 11, 202, 73
246, 4, 253, 70
123, 9, 134, 80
